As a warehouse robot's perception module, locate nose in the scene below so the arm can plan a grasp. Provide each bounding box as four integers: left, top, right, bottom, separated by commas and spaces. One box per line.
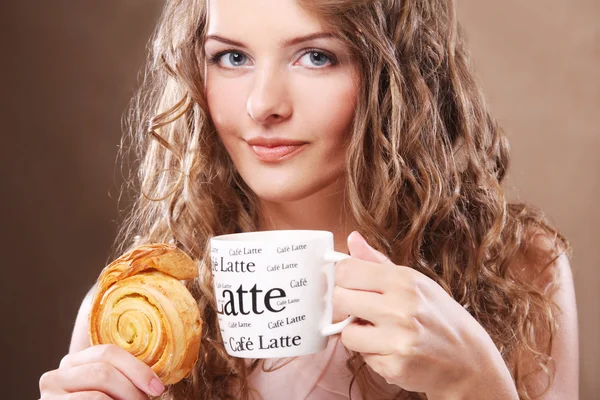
246, 67, 292, 124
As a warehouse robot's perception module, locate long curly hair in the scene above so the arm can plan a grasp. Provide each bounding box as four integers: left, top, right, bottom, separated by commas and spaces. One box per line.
115, 0, 569, 399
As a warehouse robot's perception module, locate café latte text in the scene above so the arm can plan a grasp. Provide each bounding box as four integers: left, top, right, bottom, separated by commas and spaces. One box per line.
216, 284, 287, 316
212, 256, 255, 273
277, 243, 308, 253
227, 335, 302, 352
229, 247, 262, 256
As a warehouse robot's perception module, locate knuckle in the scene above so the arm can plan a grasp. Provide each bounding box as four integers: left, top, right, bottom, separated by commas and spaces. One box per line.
391, 335, 410, 356
334, 260, 351, 284
393, 332, 422, 359
409, 273, 430, 298
398, 342, 414, 359
396, 275, 428, 307
383, 295, 426, 332
59, 353, 72, 369
96, 343, 121, 361
38, 370, 57, 391
406, 274, 422, 294
408, 306, 426, 331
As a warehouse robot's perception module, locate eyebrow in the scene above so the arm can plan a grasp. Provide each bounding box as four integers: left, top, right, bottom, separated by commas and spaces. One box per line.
205, 32, 336, 48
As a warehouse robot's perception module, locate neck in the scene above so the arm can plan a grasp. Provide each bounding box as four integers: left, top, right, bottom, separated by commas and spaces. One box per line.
256, 178, 356, 254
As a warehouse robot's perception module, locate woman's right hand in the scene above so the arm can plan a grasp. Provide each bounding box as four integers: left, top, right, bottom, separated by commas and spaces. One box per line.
39, 344, 165, 400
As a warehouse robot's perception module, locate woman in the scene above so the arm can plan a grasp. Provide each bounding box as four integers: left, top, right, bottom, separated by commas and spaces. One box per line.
39, 0, 579, 399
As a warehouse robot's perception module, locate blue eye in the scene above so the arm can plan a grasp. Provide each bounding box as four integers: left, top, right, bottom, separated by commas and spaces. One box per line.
216, 51, 249, 68
208, 49, 336, 69
298, 51, 333, 68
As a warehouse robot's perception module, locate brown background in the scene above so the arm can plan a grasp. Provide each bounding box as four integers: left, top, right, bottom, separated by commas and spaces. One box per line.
0, 1, 597, 399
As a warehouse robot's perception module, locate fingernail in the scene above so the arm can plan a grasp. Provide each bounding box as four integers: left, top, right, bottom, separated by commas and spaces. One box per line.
149, 377, 165, 396
351, 231, 367, 243
348, 231, 360, 240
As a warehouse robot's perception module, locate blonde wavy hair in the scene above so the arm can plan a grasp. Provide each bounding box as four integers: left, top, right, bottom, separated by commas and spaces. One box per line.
115, 0, 568, 399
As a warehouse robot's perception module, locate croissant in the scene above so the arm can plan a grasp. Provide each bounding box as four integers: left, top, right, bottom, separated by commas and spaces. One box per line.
89, 243, 202, 385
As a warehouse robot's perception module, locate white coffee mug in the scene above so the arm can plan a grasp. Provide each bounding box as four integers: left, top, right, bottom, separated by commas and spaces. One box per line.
210, 230, 354, 358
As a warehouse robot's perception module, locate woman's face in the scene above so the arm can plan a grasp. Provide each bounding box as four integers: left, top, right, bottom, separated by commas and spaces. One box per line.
204, 0, 359, 203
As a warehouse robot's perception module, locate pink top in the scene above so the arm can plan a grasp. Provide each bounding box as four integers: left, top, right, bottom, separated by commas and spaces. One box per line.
248, 336, 397, 399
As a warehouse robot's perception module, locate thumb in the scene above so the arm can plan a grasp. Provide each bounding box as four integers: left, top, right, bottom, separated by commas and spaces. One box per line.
347, 231, 393, 265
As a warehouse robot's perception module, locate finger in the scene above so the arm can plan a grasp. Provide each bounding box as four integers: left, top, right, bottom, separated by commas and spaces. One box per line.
332, 286, 385, 322
60, 363, 149, 400
39, 369, 65, 395
347, 231, 394, 265
335, 257, 405, 293
39, 391, 123, 400
340, 322, 393, 354
61, 392, 113, 400
60, 345, 163, 397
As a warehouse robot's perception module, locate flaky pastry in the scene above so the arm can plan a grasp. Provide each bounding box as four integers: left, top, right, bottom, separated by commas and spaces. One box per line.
89, 243, 202, 385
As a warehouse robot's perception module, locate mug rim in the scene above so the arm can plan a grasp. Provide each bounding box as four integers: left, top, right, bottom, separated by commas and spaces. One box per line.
211, 229, 333, 242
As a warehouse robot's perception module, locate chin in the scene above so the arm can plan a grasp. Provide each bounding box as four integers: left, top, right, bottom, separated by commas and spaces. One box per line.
249, 183, 318, 203
244, 173, 345, 204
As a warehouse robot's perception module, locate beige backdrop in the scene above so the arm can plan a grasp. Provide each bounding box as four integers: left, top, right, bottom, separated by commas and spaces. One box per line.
0, 1, 597, 398
459, 1, 599, 398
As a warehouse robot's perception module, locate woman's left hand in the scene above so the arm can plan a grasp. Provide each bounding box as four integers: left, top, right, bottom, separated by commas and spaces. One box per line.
334, 232, 518, 399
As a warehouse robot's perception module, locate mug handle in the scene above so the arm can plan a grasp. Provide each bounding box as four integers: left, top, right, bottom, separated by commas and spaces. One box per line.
321, 250, 355, 336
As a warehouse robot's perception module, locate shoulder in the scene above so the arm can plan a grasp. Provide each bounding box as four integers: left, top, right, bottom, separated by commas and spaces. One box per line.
509, 228, 579, 398
68, 283, 97, 354
508, 227, 570, 294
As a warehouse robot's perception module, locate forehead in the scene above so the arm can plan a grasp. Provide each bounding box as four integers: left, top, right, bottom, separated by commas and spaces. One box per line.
206, 0, 325, 37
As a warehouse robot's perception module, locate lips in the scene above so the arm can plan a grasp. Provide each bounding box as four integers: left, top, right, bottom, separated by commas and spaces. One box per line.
246, 137, 307, 162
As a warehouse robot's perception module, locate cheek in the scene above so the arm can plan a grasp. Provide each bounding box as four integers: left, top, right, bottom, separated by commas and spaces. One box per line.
205, 76, 249, 130
294, 75, 358, 143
